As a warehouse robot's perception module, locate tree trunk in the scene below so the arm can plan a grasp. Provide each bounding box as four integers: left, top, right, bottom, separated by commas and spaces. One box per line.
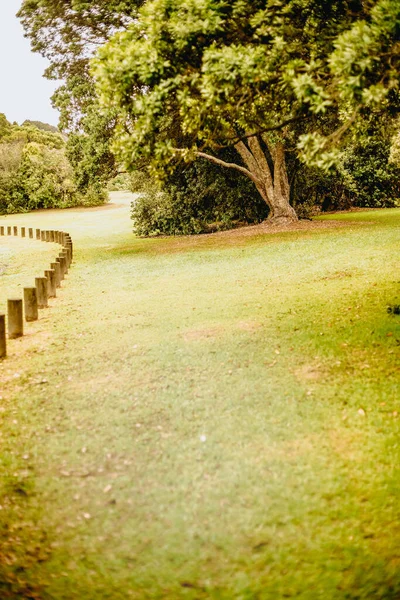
235, 135, 298, 224
194, 134, 297, 223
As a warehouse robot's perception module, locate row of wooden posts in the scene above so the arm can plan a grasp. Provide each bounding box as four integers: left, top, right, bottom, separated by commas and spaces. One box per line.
0, 225, 73, 359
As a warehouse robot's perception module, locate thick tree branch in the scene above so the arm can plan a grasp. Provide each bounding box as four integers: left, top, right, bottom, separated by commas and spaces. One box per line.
194, 151, 262, 186
234, 140, 272, 207
235, 140, 260, 173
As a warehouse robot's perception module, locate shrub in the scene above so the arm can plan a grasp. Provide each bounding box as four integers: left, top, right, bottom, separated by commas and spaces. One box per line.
131, 155, 268, 236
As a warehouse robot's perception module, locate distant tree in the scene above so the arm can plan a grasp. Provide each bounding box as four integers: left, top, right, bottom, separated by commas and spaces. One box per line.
22, 120, 59, 133
0, 114, 12, 139
66, 108, 119, 194
18, 0, 144, 133
4, 123, 64, 150
18, 0, 143, 195
0, 119, 105, 213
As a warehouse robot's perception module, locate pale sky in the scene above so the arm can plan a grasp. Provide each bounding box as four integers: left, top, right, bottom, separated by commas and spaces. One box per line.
0, 0, 60, 126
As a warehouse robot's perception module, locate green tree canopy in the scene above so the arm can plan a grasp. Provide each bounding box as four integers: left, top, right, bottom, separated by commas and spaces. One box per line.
18, 0, 143, 129
91, 0, 400, 222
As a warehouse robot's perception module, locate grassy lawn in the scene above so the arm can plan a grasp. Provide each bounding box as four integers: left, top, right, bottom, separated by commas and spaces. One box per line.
0, 196, 399, 599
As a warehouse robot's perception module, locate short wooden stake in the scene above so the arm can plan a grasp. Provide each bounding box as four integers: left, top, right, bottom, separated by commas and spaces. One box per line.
0, 314, 6, 359
7, 226, 11, 235
35, 278, 48, 309
49, 230, 55, 242
21, 227, 26, 238
29, 228, 33, 238
41, 231, 46, 242
13, 226, 18, 236
51, 262, 61, 287
61, 250, 69, 271
36, 229, 41, 240
0, 226, 4, 236
24, 288, 38, 322
45, 269, 56, 298
8, 299, 23, 339
57, 256, 66, 278
65, 247, 72, 267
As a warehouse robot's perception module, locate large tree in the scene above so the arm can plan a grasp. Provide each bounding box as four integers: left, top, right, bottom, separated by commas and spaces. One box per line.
90, 0, 400, 223
91, 0, 400, 223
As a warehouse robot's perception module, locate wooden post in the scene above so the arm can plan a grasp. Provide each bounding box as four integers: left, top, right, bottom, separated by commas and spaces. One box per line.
21, 227, 26, 238
13, 226, 18, 236
51, 262, 61, 287
36, 229, 41, 240
0, 226, 4, 236
62, 249, 69, 267
64, 247, 72, 267
49, 230, 55, 242
61, 250, 69, 271
8, 299, 23, 339
24, 288, 38, 322
0, 314, 6, 359
29, 228, 33, 238
7, 226, 11, 235
35, 277, 48, 309
45, 269, 56, 298
57, 256, 66, 279
41, 231, 46, 242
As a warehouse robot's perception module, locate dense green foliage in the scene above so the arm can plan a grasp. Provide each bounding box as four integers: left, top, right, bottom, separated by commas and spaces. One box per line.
18, 0, 142, 128
133, 132, 400, 234
19, 0, 400, 231
131, 155, 267, 235
0, 115, 106, 214
92, 0, 400, 172
65, 109, 118, 202
293, 132, 400, 215
18, 0, 136, 198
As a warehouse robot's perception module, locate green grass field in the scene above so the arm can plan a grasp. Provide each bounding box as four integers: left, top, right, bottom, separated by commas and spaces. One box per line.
0, 195, 399, 599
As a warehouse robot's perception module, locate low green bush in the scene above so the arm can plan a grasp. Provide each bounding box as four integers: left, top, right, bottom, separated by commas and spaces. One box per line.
131, 155, 268, 236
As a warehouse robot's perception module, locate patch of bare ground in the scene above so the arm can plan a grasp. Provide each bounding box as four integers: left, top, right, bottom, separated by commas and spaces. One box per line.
278, 429, 363, 461
236, 320, 263, 332
294, 363, 325, 383
320, 269, 357, 280
182, 326, 225, 342
182, 320, 262, 342
144, 218, 367, 254
209, 218, 358, 237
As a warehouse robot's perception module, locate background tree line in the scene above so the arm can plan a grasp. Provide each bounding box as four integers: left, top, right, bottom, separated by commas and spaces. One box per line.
0, 113, 109, 214
10, 0, 400, 233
